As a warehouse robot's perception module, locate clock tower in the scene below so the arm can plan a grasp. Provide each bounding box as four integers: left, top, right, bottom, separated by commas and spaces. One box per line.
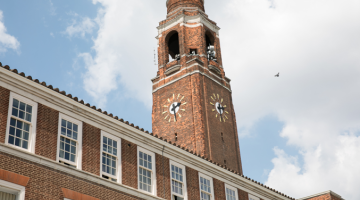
152, 0, 243, 174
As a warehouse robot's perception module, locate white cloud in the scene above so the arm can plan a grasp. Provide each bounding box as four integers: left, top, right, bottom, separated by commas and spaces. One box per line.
219, 0, 360, 198
0, 11, 20, 53
78, 0, 161, 108
65, 16, 96, 38
49, 0, 56, 16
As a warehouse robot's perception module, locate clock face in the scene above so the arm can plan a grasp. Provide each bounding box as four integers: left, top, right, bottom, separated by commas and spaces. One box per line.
162, 94, 187, 123
209, 93, 229, 122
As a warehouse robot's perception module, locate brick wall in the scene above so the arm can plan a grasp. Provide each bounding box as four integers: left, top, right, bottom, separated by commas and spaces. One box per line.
186, 166, 200, 199
305, 193, 342, 200
35, 103, 59, 160
167, 0, 205, 14
122, 139, 138, 188
82, 122, 101, 175
238, 188, 249, 200
0, 152, 143, 200
0, 86, 10, 143
204, 77, 241, 173
156, 153, 171, 199
213, 178, 226, 200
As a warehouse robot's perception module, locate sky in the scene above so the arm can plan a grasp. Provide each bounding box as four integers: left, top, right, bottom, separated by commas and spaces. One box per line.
0, 0, 359, 199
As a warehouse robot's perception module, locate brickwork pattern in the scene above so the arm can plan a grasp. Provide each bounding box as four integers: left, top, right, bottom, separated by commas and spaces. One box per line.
0, 152, 143, 200
82, 122, 101, 175
152, 76, 197, 152
186, 166, 200, 200
167, 0, 205, 13
35, 103, 59, 160
238, 189, 249, 200
213, 178, 226, 200
156, 153, 171, 199
121, 139, 138, 189
0, 86, 10, 144
305, 193, 342, 200
204, 77, 241, 172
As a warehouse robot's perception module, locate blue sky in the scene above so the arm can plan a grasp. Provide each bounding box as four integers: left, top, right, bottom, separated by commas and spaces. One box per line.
1, 0, 360, 199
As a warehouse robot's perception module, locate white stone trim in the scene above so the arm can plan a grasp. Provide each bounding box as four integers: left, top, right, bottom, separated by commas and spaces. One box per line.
169, 160, 188, 200
152, 67, 231, 93
5, 92, 38, 153
199, 172, 214, 200
137, 146, 157, 196
157, 14, 220, 38
56, 113, 83, 170
100, 131, 122, 184
225, 183, 239, 200
249, 194, 260, 200
0, 67, 291, 200
0, 179, 25, 200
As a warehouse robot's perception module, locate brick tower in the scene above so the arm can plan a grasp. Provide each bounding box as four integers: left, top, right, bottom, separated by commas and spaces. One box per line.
152, 0, 243, 174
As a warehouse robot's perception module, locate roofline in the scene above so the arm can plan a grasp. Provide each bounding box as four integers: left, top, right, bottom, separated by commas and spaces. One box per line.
297, 190, 344, 200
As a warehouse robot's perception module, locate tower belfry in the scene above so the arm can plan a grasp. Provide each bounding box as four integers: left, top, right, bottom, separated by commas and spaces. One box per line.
152, 0, 243, 174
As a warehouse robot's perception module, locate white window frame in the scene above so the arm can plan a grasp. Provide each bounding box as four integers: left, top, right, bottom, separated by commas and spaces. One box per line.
137, 146, 156, 195
0, 179, 26, 200
198, 172, 214, 200
56, 113, 83, 170
169, 160, 188, 200
100, 131, 121, 184
225, 184, 238, 200
5, 92, 38, 153
249, 194, 260, 200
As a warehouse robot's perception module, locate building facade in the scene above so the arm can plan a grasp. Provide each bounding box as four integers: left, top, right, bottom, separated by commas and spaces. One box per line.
0, 0, 344, 200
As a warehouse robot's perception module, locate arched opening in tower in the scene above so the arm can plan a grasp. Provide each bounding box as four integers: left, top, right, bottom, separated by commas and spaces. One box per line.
205, 31, 215, 49
166, 31, 180, 63
205, 31, 216, 61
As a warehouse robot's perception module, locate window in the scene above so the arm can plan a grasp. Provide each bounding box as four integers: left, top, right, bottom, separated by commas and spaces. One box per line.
248, 194, 260, 200
56, 113, 83, 169
100, 131, 121, 183
225, 184, 238, 200
170, 161, 187, 200
6, 92, 38, 153
137, 147, 156, 195
199, 173, 214, 200
0, 180, 25, 200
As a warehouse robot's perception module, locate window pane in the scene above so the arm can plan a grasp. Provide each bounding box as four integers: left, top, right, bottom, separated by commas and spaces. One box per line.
67, 121, 72, 129
61, 119, 66, 127
24, 123, 30, 132
73, 124, 78, 132
13, 98, 19, 108
10, 118, 16, 126
9, 127, 15, 136
12, 108, 18, 117
26, 105, 32, 113
16, 120, 23, 129
8, 135, 14, 144
19, 110, 24, 119
26, 113, 32, 122
19, 102, 26, 111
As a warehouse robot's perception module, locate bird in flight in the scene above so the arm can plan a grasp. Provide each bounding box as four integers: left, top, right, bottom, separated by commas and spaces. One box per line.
275, 73, 279, 77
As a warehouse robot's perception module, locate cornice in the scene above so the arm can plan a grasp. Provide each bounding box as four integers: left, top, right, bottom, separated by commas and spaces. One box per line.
157, 13, 220, 38
152, 61, 230, 93
0, 64, 294, 200
297, 191, 344, 200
